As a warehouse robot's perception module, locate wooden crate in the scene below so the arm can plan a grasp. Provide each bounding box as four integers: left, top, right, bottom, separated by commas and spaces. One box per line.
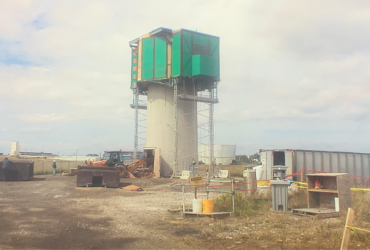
306, 173, 351, 214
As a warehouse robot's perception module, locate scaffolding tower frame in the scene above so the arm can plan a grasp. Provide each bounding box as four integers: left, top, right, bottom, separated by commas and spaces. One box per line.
131, 77, 218, 177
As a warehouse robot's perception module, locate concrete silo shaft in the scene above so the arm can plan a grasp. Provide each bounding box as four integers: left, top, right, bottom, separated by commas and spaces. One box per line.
146, 83, 198, 177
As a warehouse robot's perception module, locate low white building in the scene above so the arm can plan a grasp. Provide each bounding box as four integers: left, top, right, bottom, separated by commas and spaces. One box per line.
10, 141, 20, 156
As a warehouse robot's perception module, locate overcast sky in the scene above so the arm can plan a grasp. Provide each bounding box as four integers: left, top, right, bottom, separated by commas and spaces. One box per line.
1, 0, 370, 155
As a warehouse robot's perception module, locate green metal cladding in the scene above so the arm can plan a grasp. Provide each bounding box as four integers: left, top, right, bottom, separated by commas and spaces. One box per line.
142, 38, 154, 80
131, 49, 138, 88
171, 33, 182, 77
131, 28, 220, 87
154, 37, 167, 78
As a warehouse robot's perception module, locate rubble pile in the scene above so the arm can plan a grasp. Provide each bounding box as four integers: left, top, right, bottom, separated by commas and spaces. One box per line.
81, 158, 155, 178
126, 159, 155, 178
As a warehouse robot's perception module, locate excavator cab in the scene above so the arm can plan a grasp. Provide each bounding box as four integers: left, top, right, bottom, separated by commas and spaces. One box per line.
103, 151, 125, 167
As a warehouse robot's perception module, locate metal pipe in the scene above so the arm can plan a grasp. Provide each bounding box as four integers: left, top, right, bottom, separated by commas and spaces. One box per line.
173, 79, 178, 177
206, 170, 210, 199
209, 88, 214, 176
205, 190, 233, 194
182, 183, 185, 213
133, 88, 139, 160
232, 179, 235, 213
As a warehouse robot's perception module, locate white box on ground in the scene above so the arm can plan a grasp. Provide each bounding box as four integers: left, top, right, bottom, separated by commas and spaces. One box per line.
180, 171, 192, 180
219, 170, 229, 178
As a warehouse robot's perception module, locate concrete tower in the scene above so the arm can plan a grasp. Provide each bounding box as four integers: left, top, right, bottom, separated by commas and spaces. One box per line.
129, 28, 220, 177
11, 141, 20, 156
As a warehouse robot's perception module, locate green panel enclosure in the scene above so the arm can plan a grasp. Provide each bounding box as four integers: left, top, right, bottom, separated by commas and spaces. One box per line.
172, 33, 181, 77
193, 33, 209, 46
182, 53, 192, 76
154, 37, 167, 78
130, 28, 220, 83
142, 38, 154, 80
209, 37, 220, 81
131, 50, 138, 88
182, 31, 192, 54
192, 55, 218, 78
182, 31, 192, 76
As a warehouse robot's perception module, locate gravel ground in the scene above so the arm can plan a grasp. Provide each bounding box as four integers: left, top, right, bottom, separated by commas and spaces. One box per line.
0, 175, 214, 249
2, 175, 368, 249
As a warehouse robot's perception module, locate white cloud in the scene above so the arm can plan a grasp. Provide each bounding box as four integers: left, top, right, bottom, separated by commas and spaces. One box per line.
1, 1, 370, 154
17, 114, 70, 123
21, 127, 50, 132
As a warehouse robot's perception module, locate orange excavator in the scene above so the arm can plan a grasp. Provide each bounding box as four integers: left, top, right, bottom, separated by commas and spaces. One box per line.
83, 151, 152, 178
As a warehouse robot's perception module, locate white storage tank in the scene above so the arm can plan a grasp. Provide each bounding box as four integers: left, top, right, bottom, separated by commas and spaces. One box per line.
199, 144, 236, 165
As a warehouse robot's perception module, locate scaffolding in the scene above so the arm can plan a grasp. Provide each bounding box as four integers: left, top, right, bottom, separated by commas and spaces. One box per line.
130, 87, 147, 160
131, 78, 218, 177
172, 79, 218, 177
196, 83, 219, 177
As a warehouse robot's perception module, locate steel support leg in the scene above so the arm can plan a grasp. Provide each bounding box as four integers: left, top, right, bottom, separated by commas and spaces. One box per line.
133, 88, 139, 160
172, 79, 179, 177
209, 89, 215, 176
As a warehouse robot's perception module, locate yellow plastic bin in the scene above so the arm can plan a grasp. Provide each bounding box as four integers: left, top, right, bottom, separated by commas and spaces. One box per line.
202, 199, 214, 213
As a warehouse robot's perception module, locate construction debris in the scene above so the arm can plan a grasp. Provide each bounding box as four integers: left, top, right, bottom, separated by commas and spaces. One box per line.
122, 185, 144, 191
123, 159, 156, 178
83, 159, 108, 166
82, 158, 155, 178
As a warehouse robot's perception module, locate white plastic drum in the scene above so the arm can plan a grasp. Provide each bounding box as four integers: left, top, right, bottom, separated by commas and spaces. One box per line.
192, 199, 203, 213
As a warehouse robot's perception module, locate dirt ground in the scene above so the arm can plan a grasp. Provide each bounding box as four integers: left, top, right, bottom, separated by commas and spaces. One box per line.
1, 175, 370, 249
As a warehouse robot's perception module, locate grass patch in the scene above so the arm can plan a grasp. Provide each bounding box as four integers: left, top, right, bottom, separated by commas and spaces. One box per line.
214, 191, 271, 217
288, 188, 307, 209
351, 190, 370, 223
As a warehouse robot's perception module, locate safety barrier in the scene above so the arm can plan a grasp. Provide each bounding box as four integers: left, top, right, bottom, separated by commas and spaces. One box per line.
171, 169, 370, 203
346, 225, 370, 234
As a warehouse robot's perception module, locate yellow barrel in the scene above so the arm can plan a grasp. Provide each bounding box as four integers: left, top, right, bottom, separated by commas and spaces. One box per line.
202, 199, 214, 213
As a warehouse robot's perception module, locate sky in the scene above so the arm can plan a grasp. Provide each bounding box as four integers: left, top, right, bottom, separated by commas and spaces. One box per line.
1, 0, 370, 155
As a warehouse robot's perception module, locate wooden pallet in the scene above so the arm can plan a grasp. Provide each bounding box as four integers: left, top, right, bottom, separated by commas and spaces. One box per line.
292, 208, 339, 218
181, 211, 231, 218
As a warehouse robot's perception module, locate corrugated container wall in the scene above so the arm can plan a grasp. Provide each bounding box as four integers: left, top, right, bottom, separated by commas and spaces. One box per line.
260, 149, 370, 185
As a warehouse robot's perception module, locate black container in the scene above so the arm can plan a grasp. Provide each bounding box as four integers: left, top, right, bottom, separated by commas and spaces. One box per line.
0, 160, 34, 181
76, 166, 120, 188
